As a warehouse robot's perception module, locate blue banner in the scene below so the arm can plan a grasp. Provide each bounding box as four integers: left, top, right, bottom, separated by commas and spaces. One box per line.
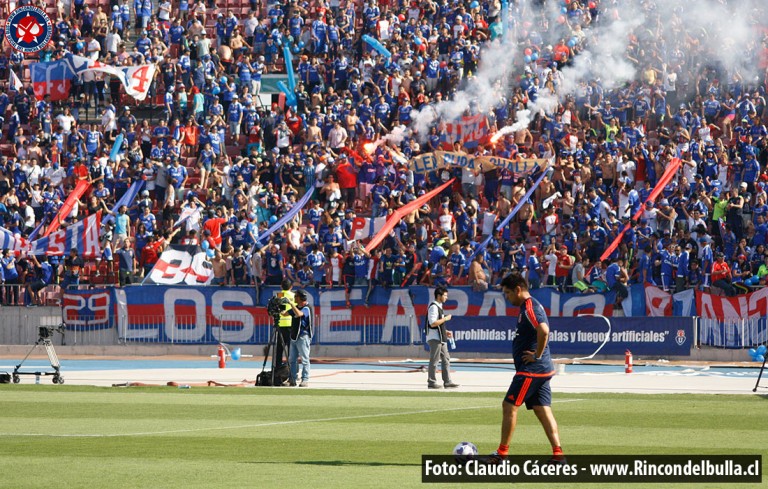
63, 285, 690, 351
448, 316, 694, 356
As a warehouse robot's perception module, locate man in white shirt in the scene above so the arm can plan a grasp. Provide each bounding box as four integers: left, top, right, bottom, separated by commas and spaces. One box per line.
55, 108, 75, 136
101, 105, 117, 133
105, 29, 121, 55
86, 35, 101, 60
328, 120, 348, 150
425, 286, 459, 389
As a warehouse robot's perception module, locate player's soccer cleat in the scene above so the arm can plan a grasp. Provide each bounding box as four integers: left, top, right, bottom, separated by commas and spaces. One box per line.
547, 454, 567, 464
480, 451, 507, 465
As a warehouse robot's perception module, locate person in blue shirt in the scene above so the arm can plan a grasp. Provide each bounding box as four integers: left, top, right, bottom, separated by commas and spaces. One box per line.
526, 246, 543, 290
605, 258, 629, 301
659, 243, 678, 292
587, 220, 607, 263
26, 255, 52, 307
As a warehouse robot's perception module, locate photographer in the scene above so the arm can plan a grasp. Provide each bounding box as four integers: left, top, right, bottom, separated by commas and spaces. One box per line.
426, 286, 459, 390
288, 290, 313, 387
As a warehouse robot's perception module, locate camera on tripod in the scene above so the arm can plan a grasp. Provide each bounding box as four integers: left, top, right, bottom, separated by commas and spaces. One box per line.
39, 324, 65, 339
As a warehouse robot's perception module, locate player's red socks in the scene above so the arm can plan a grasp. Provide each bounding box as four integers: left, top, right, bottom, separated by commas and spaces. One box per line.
497, 444, 509, 456
553, 446, 563, 456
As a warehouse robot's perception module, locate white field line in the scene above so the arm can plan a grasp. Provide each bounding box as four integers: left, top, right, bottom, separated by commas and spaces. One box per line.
1, 399, 584, 438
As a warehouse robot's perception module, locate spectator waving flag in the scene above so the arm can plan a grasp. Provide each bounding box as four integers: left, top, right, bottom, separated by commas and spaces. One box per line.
30, 57, 74, 101
349, 216, 387, 242
31, 54, 156, 101
9, 70, 23, 92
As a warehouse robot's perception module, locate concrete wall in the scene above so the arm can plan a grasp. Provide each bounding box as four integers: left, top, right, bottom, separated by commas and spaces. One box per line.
0, 307, 751, 362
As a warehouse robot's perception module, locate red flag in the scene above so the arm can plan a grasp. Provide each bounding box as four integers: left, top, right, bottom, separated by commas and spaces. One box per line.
44, 180, 91, 237
598, 158, 681, 263
367, 178, 455, 251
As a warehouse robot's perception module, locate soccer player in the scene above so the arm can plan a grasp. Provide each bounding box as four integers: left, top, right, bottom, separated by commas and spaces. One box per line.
488, 272, 564, 463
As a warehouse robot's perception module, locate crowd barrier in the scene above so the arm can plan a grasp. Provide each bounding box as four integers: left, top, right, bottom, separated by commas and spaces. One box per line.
41, 285, 764, 353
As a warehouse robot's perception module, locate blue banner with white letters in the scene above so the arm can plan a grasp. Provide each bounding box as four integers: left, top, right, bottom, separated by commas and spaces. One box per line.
62, 286, 692, 353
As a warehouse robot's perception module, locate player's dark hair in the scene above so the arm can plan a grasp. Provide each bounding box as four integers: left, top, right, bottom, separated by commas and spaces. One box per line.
501, 272, 528, 291
434, 286, 448, 298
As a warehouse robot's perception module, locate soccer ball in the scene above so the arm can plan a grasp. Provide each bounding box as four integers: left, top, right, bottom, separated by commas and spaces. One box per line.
452, 441, 478, 457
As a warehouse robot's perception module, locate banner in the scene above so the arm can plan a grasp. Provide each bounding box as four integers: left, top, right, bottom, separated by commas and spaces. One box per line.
63, 285, 617, 345
29, 211, 102, 257
252, 187, 313, 249
410, 151, 545, 174
31, 54, 157, 101
349, 216, 386, 241
599, 158, 681, 263
142, 245, 214, 285
644, 285, 696, 317
367, 179, 455, 251
447, 316, 693, 355
43, 180, 90, 236
441, 114, 490, 150
103, 180, 144, 226
31, 57, 73, 101
696, 287, 768, 320
695, 287, 768, 348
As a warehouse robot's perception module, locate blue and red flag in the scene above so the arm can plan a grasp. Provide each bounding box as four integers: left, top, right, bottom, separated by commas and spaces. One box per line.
30, 58, 74, 101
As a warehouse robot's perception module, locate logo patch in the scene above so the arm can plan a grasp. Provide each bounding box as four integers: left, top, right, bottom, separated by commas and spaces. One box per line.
5, 6, 53, 53
675, 329, 686, 346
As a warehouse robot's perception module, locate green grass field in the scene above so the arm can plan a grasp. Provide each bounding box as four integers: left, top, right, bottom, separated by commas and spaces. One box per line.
0, 386, 765, 489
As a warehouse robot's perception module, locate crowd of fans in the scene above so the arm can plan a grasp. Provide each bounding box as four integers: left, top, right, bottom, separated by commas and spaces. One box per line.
0, 0, 768, 306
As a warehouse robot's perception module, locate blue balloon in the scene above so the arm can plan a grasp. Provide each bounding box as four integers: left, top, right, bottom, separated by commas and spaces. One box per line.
201, 240, 209, 250
298, 41, 305, 48
470, 1, 479, 8
524, 55, 532, 63
414, 37, 422, 45
231, 348, 242, 361
561, 6, 567, 13
269, 215, 278, 225
212, 86, 220, 95
758, 345, 767, 356
757, 354, 766, 363
568, 39, 576, 47
531, 52, 539, 61
206, 249, 215, 258
749, 348, 758, 358
292, 46, 300, 54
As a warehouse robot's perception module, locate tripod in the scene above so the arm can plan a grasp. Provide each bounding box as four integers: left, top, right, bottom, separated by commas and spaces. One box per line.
753, 355, 767, 392
257, 320, 289, 386
13, 325, 65, 384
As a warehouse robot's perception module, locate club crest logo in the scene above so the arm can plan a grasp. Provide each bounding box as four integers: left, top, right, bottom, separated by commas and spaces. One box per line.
5, 6, 53, 53
675, 329, 687, 346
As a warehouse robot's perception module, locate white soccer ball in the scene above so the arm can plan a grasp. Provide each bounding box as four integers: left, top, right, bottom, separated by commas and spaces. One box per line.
452, 441, 478, 457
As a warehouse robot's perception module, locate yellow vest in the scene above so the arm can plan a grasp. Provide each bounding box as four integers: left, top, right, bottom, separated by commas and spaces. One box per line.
278, 290, 295, 328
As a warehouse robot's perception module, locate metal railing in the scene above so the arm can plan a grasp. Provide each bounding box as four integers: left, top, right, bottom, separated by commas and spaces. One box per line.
698, 317, 768, 349
42, 313, 420, 346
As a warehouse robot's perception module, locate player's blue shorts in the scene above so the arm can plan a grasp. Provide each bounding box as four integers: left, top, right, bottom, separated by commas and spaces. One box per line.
504, 374, 552, 409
